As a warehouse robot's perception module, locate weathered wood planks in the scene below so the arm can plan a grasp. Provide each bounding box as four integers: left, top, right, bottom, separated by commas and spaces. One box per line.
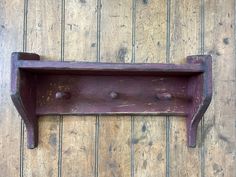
169, 0, 201, 176
98, 0, 132, 176
204, 0, 236, 176
134, 0, 167, 176
62, 0, 97, 176
0, 0, 23, 176
23, 0, 61, 176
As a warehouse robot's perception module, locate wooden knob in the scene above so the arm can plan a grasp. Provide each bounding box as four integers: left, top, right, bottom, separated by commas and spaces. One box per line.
156, 93, 172, 100
55, 91, 71, 99
110, 91, 119, 99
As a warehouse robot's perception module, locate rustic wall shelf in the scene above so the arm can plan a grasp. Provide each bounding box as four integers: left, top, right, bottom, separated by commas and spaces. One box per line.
11, 52, 212, 149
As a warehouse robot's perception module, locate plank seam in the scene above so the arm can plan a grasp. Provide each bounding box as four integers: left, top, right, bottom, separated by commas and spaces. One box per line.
58, 0, 65, 176
131, 116, 134, 177
21, 0, 28, 176
131, 0, 136, 176
166, 0, 171, 176
23, 0, 28, 51
234, 0, 236, 113
131, 0, 136, 64
61, 0, 65, 62
95, 0, 101, 176
200, 0, 205, 176
97, 0, 101, 63
234, 0, 236, 176
200, 0, 205, 55
20, 119, 24, 177
95, 116, 99, 177
58, 117, 63, 177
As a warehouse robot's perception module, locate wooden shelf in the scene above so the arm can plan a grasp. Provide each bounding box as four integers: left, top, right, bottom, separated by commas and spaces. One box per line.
11, 52, 212, 149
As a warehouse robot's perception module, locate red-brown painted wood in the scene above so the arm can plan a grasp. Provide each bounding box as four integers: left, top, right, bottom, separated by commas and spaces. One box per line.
11, 52, 212, 149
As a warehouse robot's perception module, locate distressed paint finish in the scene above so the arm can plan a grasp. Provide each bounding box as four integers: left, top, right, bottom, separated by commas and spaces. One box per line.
11, 53, 212, 149
22, 0, 61, 176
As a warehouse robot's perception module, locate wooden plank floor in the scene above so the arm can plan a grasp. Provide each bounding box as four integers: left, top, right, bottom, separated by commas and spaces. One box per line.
0, 0, 235, 177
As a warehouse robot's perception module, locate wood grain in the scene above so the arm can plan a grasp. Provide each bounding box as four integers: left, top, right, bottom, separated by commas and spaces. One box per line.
100, 0, 132, 63
99, 0, 132, 176
135, 0, 167, 63
64, 0, 97, 61
0, 0, 23, 176
98, 117, 131, 177
169, 0, 201, 176
23, 0, 61, 176
134, 0, 166, 176
62, 0, 97, 176
62, 117, 95, 177
204, 0, 236, 176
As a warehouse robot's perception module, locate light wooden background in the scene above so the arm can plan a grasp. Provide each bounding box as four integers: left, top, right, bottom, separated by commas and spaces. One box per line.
0, 0, 235, 176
